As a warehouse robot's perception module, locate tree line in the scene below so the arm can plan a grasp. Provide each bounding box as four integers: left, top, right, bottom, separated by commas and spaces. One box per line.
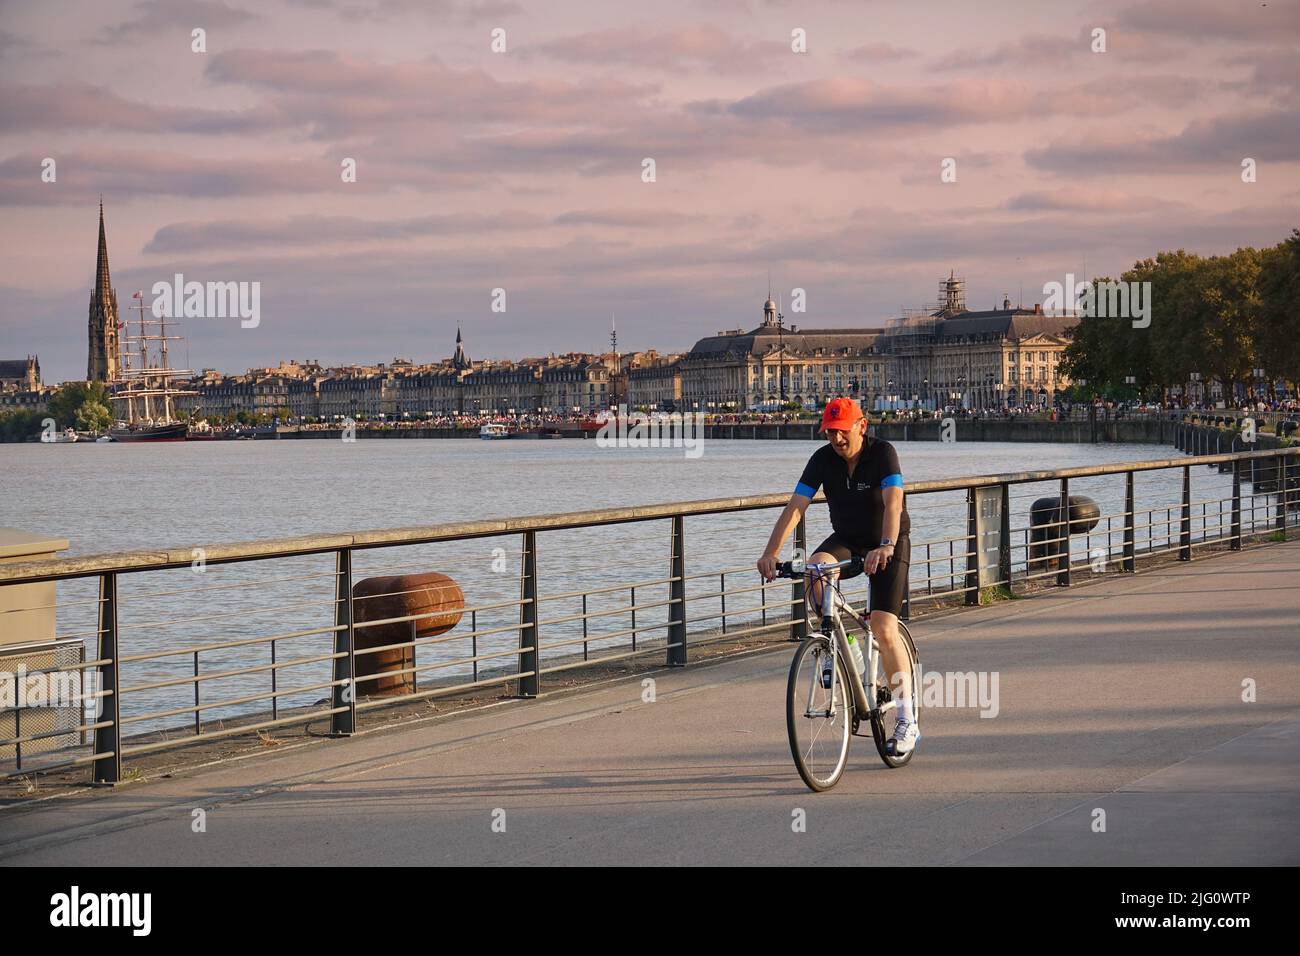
0, 382, 112, 441
1061, 228, 1299, 402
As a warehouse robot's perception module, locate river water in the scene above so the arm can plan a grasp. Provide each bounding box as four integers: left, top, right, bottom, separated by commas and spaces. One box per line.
1, 438, 1256, 740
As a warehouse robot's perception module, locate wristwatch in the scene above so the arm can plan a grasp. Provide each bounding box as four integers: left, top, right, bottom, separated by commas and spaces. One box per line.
879, 537, 894, 547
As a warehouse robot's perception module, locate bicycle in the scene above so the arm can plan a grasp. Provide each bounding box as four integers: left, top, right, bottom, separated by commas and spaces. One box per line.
773, 556, 922, 791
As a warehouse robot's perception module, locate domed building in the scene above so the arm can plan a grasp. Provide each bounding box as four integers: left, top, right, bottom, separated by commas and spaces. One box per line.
680, 295, 888, 412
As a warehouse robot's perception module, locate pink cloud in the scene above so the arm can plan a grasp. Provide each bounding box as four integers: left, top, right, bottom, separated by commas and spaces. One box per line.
524, 24, 788, 74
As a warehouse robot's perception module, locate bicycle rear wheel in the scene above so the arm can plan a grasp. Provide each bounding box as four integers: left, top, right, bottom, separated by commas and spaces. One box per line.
869, 621, 921, 769
786, 635, 852, 791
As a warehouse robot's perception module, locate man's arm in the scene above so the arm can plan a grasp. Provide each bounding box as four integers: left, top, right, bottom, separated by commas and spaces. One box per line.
759, 453, 822, 579
758, 492, 811, 579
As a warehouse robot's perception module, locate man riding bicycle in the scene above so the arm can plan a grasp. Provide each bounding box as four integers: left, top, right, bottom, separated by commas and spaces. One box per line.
757, 398, 917, 755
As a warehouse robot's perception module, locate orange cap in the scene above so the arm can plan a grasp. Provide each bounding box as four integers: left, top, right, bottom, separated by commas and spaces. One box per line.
819, 397, 865, 432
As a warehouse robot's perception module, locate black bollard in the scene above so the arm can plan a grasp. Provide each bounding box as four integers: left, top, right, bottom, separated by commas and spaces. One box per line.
1028, 495, 1101, 578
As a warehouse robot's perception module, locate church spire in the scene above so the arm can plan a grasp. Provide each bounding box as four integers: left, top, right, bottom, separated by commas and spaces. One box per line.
95, 196, 111, 297
451, 325, 471, 370
87, 199, 120, 382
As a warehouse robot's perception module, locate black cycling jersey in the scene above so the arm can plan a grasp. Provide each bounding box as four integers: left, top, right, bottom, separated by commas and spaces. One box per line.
794, 437, 911, 544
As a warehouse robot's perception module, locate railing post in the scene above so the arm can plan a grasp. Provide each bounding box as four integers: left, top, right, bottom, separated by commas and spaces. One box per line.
791, 515, 807, 641
1056, 478, 1071, 586
92, 571, 121, 785
1231, 457, 1242, 550
518, 530, 540, 695
667, 515, 687, 666
964, 487, 979, 604
998, 482, 1012, 593
332, 547, 356, 735
1123, 471, 1136, 571
1277, 454, 1289, 540
718, 574, 726, 634
1179, 465, 1193, 560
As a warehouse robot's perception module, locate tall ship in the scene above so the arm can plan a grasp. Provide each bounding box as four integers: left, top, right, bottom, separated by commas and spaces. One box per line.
106, 292, 196, 442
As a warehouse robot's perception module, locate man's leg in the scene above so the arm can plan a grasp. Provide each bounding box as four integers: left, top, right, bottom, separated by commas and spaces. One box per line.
870, 609, 911, 702
868, 543, 916, 748
805, 550, 840, 622
805, 536, 852, 624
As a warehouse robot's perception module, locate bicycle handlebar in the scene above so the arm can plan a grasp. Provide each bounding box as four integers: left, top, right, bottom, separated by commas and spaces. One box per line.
774, 556, 864, 578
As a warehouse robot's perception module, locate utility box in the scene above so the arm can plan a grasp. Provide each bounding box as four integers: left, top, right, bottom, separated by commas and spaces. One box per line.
0, 529, 69, 647
0, 530, 80, 768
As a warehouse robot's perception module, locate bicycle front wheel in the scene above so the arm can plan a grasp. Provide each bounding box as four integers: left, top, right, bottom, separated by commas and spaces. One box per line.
786, 636, 852, 792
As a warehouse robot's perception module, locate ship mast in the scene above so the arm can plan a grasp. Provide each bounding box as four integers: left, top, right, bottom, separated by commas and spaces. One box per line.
115, 308, 134, 423
138, 294, 153, 421
159, 305, 172, 422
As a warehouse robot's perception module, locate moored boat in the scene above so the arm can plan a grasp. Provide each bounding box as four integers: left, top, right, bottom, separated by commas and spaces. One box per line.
106, 290, 197, 443
109, 420, 188, 442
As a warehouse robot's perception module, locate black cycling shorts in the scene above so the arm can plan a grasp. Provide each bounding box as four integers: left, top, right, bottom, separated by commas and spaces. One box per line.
811, 533, 910, 617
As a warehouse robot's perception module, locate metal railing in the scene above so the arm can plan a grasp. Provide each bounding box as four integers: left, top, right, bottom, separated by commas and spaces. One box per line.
1, 447, 1296, 784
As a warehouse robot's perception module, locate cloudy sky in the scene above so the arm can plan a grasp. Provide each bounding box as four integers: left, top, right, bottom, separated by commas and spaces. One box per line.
1, 0, 1297, 383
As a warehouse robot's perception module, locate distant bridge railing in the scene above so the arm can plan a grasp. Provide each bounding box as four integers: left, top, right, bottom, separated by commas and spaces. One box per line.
2, 447, 1296, 785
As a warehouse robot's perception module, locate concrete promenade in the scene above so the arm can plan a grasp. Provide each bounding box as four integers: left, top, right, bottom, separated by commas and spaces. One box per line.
2, 541, 1297, 866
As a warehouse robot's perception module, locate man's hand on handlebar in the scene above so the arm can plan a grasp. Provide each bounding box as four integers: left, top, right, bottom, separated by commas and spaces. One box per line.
760, 555, 865, 579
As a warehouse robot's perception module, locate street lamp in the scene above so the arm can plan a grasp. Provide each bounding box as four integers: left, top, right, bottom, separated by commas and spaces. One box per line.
776, 310, 786, 403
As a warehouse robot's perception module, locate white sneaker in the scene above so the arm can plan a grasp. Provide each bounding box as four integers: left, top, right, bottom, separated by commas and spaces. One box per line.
887, 716, 920, 756
820, 651, 834, 688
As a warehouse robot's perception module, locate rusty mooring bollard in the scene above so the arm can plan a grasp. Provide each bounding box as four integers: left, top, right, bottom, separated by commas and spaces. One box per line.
352, 572, 464, 696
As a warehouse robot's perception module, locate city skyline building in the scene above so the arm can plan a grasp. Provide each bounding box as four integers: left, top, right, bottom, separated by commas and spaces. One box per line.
22, 204, 1083, 418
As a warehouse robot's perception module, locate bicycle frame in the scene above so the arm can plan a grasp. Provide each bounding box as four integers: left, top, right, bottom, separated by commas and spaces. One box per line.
802, 562, 897, 726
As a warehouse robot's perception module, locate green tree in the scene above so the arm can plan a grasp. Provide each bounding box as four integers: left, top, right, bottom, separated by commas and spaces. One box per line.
1190, 247, 1262, 399
46, 381, 112, 428
1257, 229, 1300, 392
0, 409, 47, 442
75, 401, 112, 433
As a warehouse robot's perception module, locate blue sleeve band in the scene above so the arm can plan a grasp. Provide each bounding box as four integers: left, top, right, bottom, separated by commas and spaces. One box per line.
880, 473, 904, 489
794, 482, 817, 498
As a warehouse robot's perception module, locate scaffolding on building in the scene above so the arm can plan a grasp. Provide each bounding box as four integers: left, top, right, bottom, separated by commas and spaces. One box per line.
877, 273, 966, 408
